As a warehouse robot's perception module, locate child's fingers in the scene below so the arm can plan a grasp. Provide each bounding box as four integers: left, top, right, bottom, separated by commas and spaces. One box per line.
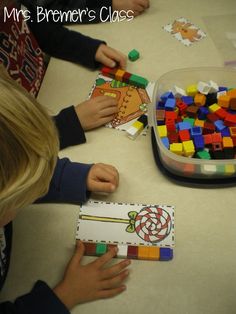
134, 4, 146, 12
100, 106, 119, 117
95, 114, 117, 126
93, 247, 118, 268
74, 240, 85, 262
96, 164, 119, 185
138, 0, 150, 9
87, 164, 119, 192
94, 164, 119, 185
101, 259, 131, 280
98, 99, 119, 116
89, 181, 116, 193
95, 95, 118, 105
99, 54, 117, 69
102, 106, 119, 115
102, 47, 127, 69
96, 166, 119, 189
96, 285, 127, 299
100, 269, 129, 290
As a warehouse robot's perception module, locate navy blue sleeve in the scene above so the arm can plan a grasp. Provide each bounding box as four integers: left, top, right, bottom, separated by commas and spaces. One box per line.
26, 9, 104, 69
37, 158, 92, 204
53, 106, 86, 150
0, 281, 69, 314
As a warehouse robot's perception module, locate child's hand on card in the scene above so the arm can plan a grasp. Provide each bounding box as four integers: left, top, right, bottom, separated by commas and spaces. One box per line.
95, 44, 126, 69
53, 241, 130, 309
86, 163, 119, 193
75, 96, 118, 130
112, 0, 150, 16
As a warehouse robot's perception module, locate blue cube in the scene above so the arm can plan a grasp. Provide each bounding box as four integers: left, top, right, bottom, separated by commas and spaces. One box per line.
178, 121, 191, 131
218, 86, 228, 92
198, 107, 209, 120
221, 127, 230, 137
160, 248, 173, 261
161, 137, 170, 149
193, 135, 204, 150
165, 98, 176, 111
160, 91, 174, 102
214, 120, 226, 132
181, 96, 194, 105
190, 126, 202, 137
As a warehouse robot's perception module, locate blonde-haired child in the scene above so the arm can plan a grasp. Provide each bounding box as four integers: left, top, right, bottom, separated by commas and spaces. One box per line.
0, 66, 130, 313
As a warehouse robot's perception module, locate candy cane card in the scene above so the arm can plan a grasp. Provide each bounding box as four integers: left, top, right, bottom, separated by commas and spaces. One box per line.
76, 201, 175, 247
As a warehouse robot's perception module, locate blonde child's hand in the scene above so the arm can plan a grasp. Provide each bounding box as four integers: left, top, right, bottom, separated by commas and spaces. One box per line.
95, 44, 127, 69
53, 241, 131, 309
113, 0, 150, 16
75, 96, 118, 131
87, 163, 119, 193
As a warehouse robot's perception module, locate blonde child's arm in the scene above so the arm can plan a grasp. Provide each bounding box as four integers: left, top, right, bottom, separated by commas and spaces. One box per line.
53, 241, 131, 309
86, 163, 119, 193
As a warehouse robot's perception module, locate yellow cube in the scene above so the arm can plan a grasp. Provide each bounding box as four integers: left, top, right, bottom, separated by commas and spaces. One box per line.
138, 246, 149, 260
186, 84, 198, 97
183, 140, 195, 157
222, 137, 233, 148
115, 69, 125, 81
224, 164, 235, 175
209, 103, 220, 113
194, 119, 205, 128
147, 246, 160, 261
170, 143, 183, 155
157, 125, 167, 137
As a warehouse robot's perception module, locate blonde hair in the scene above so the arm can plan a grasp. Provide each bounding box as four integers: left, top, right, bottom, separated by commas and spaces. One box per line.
0, 65, 59, 220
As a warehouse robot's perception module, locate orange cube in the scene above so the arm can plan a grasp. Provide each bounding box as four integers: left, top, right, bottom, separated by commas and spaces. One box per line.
194, 93, 206, 106
218, 95, 230, 108
222, 137, 233, 148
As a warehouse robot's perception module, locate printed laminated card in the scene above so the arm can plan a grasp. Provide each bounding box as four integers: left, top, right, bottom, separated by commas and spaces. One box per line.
76, 201, 175, 261
88, 74, 154, 133
163, 17, 206, 46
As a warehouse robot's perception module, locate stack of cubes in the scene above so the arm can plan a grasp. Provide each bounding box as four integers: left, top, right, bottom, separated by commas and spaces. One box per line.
101, 66, 149, 89
83, 242, 173, 261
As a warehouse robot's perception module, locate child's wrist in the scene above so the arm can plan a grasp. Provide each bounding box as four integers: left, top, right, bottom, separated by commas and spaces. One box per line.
53, 282, 75, 310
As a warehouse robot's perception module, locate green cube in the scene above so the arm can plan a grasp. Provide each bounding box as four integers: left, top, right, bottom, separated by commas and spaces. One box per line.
128, 49, 140, 61
196, 150, 211, 160
96, 243, 107, 256
129, 74, 148, 88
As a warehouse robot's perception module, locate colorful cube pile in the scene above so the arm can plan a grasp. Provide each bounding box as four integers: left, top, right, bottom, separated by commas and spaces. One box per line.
156, 81, 236, 160
101, 66, 149, 89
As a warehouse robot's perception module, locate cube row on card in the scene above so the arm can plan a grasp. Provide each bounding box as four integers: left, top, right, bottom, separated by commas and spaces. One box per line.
101, 66, 149, 89
83, 242, 173, 261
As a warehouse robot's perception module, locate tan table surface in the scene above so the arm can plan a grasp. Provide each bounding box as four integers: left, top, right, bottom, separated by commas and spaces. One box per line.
1, 1, 236, 313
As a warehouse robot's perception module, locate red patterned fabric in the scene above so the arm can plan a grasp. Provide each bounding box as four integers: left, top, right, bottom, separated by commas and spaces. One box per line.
0, 4, 45, 96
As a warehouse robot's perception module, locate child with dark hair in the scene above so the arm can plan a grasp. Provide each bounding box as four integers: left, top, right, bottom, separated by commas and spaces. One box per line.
0, 0, 127, 149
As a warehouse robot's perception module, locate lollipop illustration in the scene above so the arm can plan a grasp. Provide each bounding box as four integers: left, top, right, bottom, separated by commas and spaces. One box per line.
80, 205, 172, 243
